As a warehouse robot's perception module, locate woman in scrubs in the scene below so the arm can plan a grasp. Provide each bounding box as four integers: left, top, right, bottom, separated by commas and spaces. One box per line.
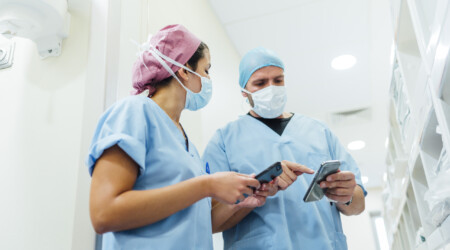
86, 25, 265, 249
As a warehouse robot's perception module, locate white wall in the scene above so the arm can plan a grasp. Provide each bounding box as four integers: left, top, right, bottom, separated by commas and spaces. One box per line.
342, 187, 385, 250
0, 1, 94, 249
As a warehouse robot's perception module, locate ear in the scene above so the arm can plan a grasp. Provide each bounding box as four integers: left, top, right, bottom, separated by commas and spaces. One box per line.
241, 91, 248, 98
176, 67, 189, 82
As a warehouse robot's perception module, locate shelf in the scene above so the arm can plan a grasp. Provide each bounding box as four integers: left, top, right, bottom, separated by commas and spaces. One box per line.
408, 0, 449, 72
427, 216, 450, 250
415, 241, 428, 250
420, 106, 444, 182
429, 8, 450, 94
399, 216, 413, 249
410, 154, 435, 236
388, 100, 408, 159
385, 2, 450, 249
406, 183, 422, 233
396, 0, 428, 99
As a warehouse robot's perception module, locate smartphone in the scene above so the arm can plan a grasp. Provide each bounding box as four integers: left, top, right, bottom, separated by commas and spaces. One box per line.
248, 162, 283, 191
236, 162, 283, 204
303, 160, 340, 202
256, 161, 283, 183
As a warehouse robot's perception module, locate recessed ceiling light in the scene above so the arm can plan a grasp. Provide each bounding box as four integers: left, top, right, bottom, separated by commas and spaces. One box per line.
362, 176, 369, 184
331, 55, 357, 70
347, 140, 366, 150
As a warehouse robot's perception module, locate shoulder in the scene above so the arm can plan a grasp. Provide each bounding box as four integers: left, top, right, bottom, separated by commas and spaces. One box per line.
114, 95, 153, 109
216, 115, 249, 134
104, 95, 156, 115
292, 113, 330, 131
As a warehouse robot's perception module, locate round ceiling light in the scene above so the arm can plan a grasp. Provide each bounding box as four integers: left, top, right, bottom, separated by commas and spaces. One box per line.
347, 140, 366, 150
331, 55, 357, 70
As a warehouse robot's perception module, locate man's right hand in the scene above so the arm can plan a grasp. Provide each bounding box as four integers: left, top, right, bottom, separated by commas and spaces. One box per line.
277, 160, 314, 190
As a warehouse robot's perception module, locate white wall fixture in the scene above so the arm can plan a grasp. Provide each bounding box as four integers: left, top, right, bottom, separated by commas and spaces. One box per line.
0, 39, 14, 69
0, 0, 70, 59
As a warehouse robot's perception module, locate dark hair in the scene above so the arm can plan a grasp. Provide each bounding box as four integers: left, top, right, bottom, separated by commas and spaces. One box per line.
155, 42, 209, 89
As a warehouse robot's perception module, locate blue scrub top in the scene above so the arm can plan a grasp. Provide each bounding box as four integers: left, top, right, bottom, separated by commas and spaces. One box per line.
86, 96, 213, 250
202, 114, 367, 250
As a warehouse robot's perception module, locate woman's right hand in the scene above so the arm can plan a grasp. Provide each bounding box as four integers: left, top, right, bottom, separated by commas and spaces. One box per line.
207, 172, 261, 204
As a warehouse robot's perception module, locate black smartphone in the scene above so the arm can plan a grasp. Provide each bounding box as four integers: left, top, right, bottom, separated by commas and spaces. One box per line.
237, 162, 283, 204
250, 162, 283, 191
256, 162, 283, 183
303, 160, 340, 202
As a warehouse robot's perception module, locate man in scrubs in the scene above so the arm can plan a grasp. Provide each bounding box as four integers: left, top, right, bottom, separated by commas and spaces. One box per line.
202, 47, 367, 250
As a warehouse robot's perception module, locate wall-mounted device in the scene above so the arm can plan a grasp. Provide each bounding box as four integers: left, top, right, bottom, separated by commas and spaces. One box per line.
0, 0, 70, 59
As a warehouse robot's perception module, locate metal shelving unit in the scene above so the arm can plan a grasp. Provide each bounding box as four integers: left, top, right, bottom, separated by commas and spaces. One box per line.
384, 0, 450, 249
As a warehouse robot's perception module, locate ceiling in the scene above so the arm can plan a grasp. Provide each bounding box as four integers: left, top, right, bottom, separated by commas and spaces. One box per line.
209, 0, 394, 188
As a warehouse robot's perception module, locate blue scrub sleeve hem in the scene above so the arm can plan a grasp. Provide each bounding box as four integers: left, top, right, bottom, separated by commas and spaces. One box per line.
356, 183, 368, 197
86, 133, 146, 176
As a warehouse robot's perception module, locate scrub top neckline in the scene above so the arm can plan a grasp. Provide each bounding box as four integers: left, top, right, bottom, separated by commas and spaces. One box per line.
146, 97, 190, 152
244, 112, 298, 138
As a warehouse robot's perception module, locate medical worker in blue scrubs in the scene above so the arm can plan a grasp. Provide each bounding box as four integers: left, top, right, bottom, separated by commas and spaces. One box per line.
85, 26, 313, 250
203, 47, 367, 250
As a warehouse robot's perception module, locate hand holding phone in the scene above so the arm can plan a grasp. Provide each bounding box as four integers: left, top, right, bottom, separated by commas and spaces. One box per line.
237, 162, 283, 204
303, 160, 341, 202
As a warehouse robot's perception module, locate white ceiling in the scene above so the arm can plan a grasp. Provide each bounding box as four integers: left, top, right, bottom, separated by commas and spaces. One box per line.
209, 0, 394, 188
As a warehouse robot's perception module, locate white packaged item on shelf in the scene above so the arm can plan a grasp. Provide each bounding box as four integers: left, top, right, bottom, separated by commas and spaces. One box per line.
390, 68, 401, 105
424, 169, 450, 226
397, 83, 411, 129
415, 227, 426, 246
435, 147, 449, 174
428, 199, 450, 227
400, 114, 412, 146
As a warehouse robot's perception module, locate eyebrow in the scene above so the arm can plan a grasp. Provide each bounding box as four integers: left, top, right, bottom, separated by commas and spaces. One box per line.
252, 74, 284, 82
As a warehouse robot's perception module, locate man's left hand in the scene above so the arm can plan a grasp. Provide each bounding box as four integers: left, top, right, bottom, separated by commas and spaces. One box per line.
319, 170, 356, 204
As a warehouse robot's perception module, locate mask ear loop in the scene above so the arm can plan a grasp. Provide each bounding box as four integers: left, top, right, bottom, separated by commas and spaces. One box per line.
149, 45, 201, 78
241, 96, 252, 113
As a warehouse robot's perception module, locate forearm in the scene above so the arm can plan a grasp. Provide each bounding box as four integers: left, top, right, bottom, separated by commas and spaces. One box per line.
91, 175, 210, 234
336, 185, 365, 216
211, 201, 253, 233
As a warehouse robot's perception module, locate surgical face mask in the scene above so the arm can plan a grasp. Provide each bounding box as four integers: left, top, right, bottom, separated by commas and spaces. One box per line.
139, 42, 212, 111
242, 85, 287, 118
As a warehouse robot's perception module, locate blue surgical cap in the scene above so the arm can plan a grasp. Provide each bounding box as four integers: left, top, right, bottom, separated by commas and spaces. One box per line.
239, 47, 285, 89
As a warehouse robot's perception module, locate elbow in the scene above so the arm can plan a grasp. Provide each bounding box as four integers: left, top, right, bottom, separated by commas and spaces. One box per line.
350, 200, 366, 216
91, 210, 114, 234
92, 222, 108, 235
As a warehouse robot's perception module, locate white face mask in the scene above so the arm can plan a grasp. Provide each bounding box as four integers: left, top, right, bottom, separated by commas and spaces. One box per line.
242, 85, 287, 118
